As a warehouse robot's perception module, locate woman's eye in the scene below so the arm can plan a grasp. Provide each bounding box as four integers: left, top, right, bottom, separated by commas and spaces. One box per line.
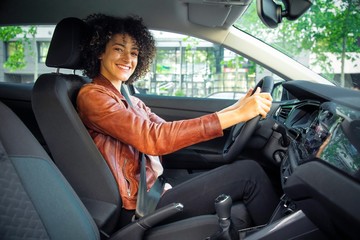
132, 52, 139, 57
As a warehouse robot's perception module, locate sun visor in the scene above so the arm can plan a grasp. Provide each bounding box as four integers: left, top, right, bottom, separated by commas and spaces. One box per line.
180, 0, 251, 28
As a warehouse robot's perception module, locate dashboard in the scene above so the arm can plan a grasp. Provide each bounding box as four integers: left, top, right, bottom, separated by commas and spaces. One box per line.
269, 80, 360, 239
272, 80, 360, 182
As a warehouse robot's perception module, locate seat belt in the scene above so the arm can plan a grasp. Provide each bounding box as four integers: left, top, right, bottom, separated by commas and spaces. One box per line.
135, 153, 164, 218
120, 84, 164, 218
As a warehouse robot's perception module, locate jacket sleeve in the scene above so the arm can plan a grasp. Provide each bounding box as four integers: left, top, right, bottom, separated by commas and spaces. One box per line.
77, 85, 223, 155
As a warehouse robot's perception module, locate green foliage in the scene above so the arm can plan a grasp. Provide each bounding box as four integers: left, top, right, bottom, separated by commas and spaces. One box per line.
291, 0, 359, 54
183, 36, 200, 51
0, 25, 37, 71
221, 56, 256, 75
3, 41, 26, 70
0, 26, 23, 41
174, 89, 185, 96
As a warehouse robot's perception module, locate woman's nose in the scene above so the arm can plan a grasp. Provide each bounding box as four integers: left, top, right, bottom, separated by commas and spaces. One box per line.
121, 51, 131, 62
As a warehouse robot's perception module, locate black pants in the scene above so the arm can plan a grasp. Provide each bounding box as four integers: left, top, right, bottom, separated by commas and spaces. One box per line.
156, 160, 279, 226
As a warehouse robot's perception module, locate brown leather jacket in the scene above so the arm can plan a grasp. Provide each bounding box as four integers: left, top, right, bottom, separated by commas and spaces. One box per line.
77, 75, 223, 209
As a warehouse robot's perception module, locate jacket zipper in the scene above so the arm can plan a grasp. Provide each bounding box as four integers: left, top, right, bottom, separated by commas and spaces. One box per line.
122, 159, 131, 197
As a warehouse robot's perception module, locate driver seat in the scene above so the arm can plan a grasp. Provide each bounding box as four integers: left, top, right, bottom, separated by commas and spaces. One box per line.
32, 17, 121, 235
31, 17, 220, 239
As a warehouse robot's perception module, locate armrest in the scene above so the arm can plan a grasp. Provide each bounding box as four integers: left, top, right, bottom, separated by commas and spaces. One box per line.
110, 203, 183, 240
81, 198, 117, 228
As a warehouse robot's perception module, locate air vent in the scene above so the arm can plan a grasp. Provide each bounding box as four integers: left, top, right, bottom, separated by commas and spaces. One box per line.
276, 106, 292, 122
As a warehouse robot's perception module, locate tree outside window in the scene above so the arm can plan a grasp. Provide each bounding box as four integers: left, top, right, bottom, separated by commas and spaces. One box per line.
5, 41, 26, 70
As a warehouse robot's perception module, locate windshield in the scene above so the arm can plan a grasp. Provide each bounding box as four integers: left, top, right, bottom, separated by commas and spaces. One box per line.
235, 0, 360, 90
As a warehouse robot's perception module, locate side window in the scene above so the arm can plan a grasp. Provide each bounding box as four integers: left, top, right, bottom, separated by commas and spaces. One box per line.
134, 30, 283, 99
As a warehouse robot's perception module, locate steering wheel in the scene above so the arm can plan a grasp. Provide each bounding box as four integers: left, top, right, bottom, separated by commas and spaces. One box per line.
222, 76, 274, 163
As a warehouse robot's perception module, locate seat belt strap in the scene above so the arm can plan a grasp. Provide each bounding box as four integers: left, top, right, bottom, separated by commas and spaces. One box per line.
120, 84, 164, 218
135, 153, 164, 218
121, 84, 133, 107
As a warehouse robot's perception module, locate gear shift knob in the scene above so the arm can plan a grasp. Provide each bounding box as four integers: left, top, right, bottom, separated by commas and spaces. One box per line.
209, 194, 239, 240
215, 194, 232, 220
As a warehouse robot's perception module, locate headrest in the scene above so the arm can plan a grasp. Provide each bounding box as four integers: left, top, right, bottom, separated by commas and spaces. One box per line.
46, 17, 89, 70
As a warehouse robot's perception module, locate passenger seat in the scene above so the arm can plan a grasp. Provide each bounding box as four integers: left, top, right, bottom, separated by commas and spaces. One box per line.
0, 101, 100, 240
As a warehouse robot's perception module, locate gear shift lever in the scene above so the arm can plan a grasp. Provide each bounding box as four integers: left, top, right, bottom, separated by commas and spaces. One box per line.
215, 194, 232, 221
209, 194, 239, 240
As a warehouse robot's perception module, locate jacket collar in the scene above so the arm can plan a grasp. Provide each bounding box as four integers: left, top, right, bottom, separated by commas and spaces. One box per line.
93, 74, 125, 100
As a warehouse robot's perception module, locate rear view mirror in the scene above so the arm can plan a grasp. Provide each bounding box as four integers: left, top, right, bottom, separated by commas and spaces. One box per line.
256, 0, 312, 28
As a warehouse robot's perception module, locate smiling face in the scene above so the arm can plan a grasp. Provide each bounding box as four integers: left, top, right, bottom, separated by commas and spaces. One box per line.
99, 33, 139, 85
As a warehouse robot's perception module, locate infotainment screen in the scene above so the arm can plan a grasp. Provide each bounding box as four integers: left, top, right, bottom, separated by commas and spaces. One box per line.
301, 103, 360, 175
302, 102, 338, 157
319, 125, 360, 174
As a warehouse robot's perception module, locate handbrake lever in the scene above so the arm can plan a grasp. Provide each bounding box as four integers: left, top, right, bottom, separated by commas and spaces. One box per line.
111, 203, 183, 239
137, 202, 184, 229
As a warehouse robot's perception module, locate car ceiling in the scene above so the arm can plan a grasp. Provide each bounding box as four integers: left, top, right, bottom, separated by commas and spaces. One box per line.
0, 0, 250, 35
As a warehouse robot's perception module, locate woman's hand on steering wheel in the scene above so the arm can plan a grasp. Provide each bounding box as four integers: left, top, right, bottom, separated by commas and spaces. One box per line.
221, 76, 275, 163
218, 87, 254, 114
234, 87, 273, 122
218, 87, 273, 127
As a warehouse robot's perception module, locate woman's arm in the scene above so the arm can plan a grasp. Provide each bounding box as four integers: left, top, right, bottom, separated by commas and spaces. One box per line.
77, 85, 223, 155
216, 87, 273, 129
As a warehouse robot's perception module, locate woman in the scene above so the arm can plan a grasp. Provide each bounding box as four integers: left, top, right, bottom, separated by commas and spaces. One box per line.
77, 13, 278, 228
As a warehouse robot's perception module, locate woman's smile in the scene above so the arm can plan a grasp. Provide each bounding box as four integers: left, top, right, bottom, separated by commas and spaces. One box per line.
116, 63, 131, 71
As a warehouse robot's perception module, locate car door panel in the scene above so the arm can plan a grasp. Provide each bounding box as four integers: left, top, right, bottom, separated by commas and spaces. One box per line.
135, 93, 235, 170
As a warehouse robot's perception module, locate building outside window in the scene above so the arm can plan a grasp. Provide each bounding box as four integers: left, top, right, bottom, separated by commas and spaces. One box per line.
37, 41, 50, 63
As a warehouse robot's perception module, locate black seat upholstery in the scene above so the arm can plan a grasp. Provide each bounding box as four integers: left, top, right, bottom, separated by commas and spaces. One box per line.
31, 17, 220, 239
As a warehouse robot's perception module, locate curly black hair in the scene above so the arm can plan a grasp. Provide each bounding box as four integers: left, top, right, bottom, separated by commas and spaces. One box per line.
81, 13, 156, 84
